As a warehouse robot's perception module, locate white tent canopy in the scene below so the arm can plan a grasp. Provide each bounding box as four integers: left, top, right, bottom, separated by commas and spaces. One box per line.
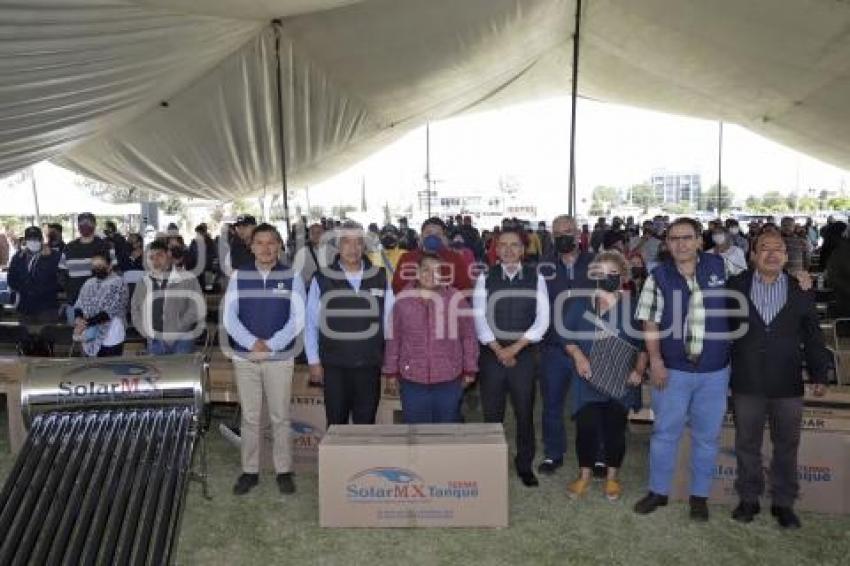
2, 0, 849, 200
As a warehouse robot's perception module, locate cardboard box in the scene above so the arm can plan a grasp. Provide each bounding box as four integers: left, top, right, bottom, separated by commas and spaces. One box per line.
319, 424, 508, 528
672, 426, 850, 514
259, 366, 326, 473
207, 351, 238, 403
375, 396, 403, 425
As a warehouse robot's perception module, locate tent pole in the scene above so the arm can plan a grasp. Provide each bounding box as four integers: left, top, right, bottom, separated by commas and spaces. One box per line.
29, 167, 41, 227
426, 122, 432, 218
273, 20, 292, 238
717, 121, 724, 217
568, 0, 582, 217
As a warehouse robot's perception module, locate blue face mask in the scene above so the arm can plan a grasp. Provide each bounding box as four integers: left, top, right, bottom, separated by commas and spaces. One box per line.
422, 235, 443, 253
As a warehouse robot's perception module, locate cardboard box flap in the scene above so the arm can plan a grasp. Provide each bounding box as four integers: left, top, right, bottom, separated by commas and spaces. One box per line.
322, 424, 506, 446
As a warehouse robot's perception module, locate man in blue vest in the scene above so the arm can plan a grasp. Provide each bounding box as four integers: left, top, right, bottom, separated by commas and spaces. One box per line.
306, 221, 394, 425
633, 217, 732, 521
224, 223, 306, 496
536, 214, 595, 475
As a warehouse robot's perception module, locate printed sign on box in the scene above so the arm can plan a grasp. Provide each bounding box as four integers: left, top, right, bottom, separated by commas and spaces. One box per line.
319, 424, 508, 528
672, 426, 850, 514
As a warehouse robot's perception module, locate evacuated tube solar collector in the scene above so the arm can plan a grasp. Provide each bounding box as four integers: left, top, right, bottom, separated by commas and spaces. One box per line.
0, 354, 205, 565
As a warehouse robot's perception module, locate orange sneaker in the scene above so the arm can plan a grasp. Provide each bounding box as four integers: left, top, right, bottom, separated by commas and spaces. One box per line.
567, 477, 591, 499
604, 479, 622, 501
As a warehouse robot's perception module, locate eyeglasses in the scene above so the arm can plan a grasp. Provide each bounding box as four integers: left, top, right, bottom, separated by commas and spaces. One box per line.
667, 235, 695, 243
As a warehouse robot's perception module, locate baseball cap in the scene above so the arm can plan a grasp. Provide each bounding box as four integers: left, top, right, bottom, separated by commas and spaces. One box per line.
235, 214, 257, 227
24, 226, 42, 240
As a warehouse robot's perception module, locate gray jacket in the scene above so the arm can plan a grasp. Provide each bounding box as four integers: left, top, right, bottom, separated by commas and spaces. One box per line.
131, 268, 204, 339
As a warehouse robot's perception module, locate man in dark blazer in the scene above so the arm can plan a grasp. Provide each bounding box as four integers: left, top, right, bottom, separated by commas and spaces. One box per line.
726, 230, 830, 529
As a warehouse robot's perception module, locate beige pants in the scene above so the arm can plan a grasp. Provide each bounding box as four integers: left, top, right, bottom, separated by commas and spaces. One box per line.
234, 358, 294, 474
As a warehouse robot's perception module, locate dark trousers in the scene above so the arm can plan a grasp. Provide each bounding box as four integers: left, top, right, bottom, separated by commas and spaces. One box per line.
539, 345, 574, 463
323, 365, 381, 425
575, 401, 628, 469
479, 348, 536, 474
97, 344, 124, 357
732, 394, 803, 507
399, 379, 463, 424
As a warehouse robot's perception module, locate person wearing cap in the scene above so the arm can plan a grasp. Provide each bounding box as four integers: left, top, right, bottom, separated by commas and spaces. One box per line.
392, 217, 473, 295
59, 212, 116, 324
7, 226, 61, 324
368, 225, 405, 275
224, 223, 306, 495
226, 215, 257, 274
306, 221, 394, 425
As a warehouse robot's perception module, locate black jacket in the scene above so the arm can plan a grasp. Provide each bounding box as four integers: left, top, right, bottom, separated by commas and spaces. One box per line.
727, 270, 830, 398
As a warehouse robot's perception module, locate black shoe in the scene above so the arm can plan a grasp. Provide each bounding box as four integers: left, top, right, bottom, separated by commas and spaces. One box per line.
731, 501, 761, 523
537, 459, 563, 475
633, 492, 668, 515
689, 496, 709, 522
518, 471, 539, 487
276, 473, 296, 494
771, 506, 801, 529
233, 473, 259, 495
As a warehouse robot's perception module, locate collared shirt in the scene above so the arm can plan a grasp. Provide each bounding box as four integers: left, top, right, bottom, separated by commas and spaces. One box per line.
223, 267, 306, 352
472, 264, 550, 345
305, 262, 395, 365
636, 267, 705, 360
750, 271, 788, 325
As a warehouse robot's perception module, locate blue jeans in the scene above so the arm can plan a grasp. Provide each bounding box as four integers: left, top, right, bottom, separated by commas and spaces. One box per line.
147, 339, 195, 355
649, 366, 730, 497
539, 345, 575, 462
400, 379, 464, 424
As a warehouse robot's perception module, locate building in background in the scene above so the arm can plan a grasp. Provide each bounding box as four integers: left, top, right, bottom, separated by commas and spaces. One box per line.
651, 170, 702, 206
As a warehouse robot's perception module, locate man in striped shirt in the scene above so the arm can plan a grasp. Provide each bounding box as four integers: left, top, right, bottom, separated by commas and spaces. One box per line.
726, 231, 829, 529
59, 213, 117, 323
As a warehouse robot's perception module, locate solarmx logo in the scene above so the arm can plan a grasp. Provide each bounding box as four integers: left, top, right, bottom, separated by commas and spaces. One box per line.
290, 420, 323, 449
59, 362, 162, 397
346, 467, 479, 503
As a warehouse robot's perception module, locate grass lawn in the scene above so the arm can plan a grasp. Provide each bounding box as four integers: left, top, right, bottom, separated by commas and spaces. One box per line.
2, 398, 850, 566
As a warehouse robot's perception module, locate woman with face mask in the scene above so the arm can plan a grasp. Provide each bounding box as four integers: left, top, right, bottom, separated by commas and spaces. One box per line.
560, 251, 647, 501
72, 251, 128, 357
7, 226, 61, 324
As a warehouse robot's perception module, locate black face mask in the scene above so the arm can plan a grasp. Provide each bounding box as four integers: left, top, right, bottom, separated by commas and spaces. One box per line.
380, 236, 397, 249
93, 268, 109, 280
631, 266, 647, 280
554, 234, 576, 254
598, 274, 621, 293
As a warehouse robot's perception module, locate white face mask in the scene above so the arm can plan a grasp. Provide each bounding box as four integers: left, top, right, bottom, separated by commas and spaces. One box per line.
712, 233, 726, 246
729, 227, 740, 235
25, 240, 42, 253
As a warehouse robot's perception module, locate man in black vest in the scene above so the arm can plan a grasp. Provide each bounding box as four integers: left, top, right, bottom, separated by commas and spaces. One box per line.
306, 221, 394, 425
726, 230, 829, 529
474, 227, 550, 487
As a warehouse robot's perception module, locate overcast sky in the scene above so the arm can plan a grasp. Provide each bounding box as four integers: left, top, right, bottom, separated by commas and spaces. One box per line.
307, 96, 850, 216
6, 96, 849, 221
